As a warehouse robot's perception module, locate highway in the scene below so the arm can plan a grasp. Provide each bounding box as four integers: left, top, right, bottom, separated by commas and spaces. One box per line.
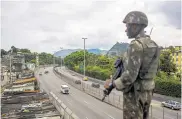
57, 66, 181, 119
36, 67, 123, 119
36, 67, 181, 119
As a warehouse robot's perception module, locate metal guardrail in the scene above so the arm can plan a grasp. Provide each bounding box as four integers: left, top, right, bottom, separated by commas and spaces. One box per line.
53, 67, 181, 119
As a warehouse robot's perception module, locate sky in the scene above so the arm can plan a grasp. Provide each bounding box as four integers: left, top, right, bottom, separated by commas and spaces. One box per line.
1, 0, 181, 53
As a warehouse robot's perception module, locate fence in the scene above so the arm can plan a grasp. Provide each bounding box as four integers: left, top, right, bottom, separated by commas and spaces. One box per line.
54, 67, 181, 119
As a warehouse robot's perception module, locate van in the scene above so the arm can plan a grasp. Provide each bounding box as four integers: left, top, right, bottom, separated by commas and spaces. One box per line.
60, 85, 69, 94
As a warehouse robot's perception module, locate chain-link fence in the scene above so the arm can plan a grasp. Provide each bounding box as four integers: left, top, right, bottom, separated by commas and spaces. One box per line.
54, 67, 181, 119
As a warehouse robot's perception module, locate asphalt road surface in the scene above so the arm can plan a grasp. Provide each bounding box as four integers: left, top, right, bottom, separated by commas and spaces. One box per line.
36, 67, 181, 119
36, 67, 123, 119
57, 66, 181, 119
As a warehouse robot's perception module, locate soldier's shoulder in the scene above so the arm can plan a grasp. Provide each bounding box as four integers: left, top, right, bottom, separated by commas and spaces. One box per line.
130, 40, 143, 51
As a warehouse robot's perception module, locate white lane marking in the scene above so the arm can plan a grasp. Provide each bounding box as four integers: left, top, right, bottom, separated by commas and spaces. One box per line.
67, 99, 71, 102
67, 101, 71, 105
83, 100, 115, 119
85, 117, 88, 119
103, 112, 115, 119
84, 101, 89, 104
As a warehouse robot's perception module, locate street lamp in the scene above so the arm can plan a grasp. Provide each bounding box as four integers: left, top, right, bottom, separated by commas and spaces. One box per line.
53, 51, 57, 66
58, 47, 65, 68
82, 38, 87, 78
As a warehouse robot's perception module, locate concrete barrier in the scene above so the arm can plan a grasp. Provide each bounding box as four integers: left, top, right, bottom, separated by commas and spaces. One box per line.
49, 92, 79, 119
66, 68, 105, 85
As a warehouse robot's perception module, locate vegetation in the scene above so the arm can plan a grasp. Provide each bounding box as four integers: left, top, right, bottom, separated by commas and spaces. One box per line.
1, 46, 62, 65
159, 49, 177, 74
2, 45, 180, 97
155, 72, 181, 97
64, 47, 181, 97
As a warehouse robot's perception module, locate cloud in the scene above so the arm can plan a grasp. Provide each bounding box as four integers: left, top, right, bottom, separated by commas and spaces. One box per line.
158, 1, 181, 29
1, 1, 181, 53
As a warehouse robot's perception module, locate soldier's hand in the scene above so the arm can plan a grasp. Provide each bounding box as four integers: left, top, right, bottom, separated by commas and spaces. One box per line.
104, 79, 115, 95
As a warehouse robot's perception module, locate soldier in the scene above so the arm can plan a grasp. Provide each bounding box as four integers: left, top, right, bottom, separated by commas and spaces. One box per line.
104, 11, 160, 119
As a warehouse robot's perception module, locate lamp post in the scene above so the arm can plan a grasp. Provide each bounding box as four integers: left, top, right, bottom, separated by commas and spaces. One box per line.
60, 47, 63, 67
82, 38, 87, 77
9, 48, 13, 84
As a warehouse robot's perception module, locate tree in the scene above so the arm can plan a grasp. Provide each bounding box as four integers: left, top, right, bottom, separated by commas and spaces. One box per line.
39, 52, 54, 65
168, 46, 175, 53
30, 59, 36, 63
19, 48, 31, 53
24, 54, 36, 63
159, 50, 177, 75
9, 46, 18, 54
1, 49, 8, 57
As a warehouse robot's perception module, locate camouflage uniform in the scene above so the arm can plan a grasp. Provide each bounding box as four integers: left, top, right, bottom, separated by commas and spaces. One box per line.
114, 11, 160, 119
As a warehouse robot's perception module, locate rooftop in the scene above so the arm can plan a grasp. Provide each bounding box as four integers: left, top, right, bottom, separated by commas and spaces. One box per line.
1, 92, 61, 119
61, 85, 68, 87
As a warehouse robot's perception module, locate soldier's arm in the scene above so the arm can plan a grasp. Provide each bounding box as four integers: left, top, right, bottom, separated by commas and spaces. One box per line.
113, 40, 143, 91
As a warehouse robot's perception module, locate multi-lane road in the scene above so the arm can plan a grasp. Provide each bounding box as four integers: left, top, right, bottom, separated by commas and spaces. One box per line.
37, 67, 123, 119
36, 67, 181, 119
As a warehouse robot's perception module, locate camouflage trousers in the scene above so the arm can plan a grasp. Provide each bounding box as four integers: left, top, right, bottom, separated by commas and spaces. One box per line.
123, 87, 153, 119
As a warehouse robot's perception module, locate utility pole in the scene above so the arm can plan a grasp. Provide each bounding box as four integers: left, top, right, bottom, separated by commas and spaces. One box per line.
9, 53, 12, 84
9, 48, 13, 84
60, 56, 62, 67
59, 47, 63, 68
53, 56, 54, 65
36, 54, 39, 68
82, 38, 87, 77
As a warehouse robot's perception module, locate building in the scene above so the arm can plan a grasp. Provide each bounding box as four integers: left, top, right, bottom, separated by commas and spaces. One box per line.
172, 50, 182, 71
162, 46, 182, 72
1, 54, 25, 72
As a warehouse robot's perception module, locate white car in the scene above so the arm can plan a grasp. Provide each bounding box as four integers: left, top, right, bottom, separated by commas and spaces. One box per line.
60, 85, 69, 94
161, 100, 181, 110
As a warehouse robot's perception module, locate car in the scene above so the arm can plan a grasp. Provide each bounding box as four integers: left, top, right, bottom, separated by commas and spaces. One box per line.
83, 77, 88, 81
60, 85, 70, 94
91, 83, 100, 88
161, 100, 181, 110
74, 80, 81, 84
39, 72, 42, 76
44, 71, 49, 74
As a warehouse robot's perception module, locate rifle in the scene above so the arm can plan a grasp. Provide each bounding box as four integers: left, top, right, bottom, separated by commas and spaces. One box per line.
150, 27, 153, 36
102, 58, 124, 101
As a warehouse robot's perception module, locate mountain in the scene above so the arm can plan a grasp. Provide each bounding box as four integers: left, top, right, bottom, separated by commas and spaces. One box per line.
107, 42, 129, 57
54, 49, 81, 57
54, 49, 107, 57
87, 49, 107, 55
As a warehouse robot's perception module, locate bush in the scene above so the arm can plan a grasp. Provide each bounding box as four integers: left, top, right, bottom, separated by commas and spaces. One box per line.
85, 66, 111, 81
154, 77, 181, 97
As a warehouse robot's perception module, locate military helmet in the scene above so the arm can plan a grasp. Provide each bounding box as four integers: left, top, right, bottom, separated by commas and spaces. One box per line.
123, 11, 148, 27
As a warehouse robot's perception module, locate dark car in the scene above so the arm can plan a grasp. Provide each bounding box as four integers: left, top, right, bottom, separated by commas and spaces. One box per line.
39, 72, 42, 76
91, 83, 100, 88
161, 100, 181, 110
75, 80, 81, 84
44, 71, 49, 74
